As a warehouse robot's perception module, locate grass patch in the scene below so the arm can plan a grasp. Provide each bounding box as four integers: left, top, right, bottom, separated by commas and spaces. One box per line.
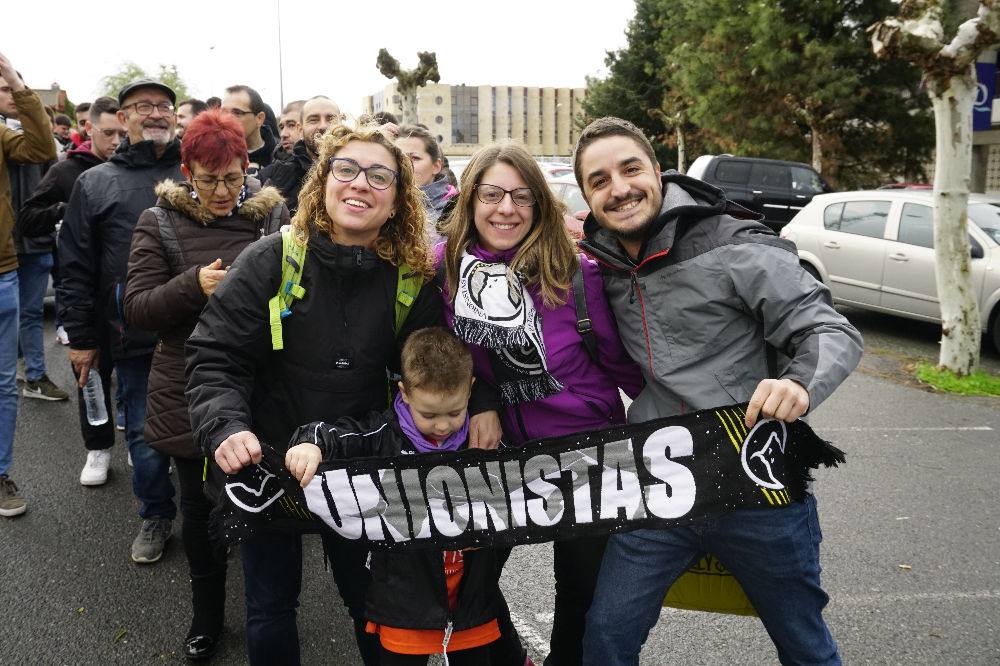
914, 362, 1000, 396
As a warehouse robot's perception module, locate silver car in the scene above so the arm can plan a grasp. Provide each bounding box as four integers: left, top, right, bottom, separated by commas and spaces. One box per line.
779, 190, 1000, 352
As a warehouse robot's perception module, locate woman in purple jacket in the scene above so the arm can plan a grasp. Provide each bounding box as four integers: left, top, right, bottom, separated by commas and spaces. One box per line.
439, 142, 643, 665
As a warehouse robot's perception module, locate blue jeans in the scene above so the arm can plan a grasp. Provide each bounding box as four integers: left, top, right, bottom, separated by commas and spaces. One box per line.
16, 252, 53, 381
116, 353, 175, 519
583, 495, 839, 666
0, 270, 18, 476
241, 531, 376, 666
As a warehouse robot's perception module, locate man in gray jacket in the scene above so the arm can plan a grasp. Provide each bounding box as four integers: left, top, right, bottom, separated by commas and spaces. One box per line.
575, 117, 862, 666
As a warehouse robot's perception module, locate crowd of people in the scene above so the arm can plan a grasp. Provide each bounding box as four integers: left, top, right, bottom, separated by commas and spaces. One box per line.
1, 48, 864, 666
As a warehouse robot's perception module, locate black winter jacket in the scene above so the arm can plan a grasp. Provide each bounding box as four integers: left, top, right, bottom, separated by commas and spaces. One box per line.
184, 229, 444, 456
57, 137, 183, 356
247, 125, 278, 178
10, 158, 56, 254
291, 409, 501, 631
260, 139, 313, 216
18, 144, 102, 238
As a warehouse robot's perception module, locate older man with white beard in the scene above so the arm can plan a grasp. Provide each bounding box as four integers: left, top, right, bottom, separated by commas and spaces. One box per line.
58, 79, 180, 564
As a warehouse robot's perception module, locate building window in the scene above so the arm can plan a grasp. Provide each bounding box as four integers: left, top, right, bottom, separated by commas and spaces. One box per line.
436, 115, 444, 124
436, 96, 443, 105
437, 135, 444, 144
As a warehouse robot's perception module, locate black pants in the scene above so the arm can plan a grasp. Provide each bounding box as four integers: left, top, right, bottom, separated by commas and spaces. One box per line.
492, 534, 608, 666
174, 457, 227, 577
74, 338, 115, 451
379, 643, 492, 665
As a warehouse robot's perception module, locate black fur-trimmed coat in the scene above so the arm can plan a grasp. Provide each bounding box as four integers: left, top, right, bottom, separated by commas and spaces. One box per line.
124, 178, 288, 458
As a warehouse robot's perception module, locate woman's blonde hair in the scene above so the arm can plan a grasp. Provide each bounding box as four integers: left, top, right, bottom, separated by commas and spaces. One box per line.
439, 142, 576, 307
290, 123, 434, 278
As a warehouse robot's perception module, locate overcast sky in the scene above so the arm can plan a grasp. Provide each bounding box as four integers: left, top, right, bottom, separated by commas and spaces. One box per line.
6, 0, 636, 116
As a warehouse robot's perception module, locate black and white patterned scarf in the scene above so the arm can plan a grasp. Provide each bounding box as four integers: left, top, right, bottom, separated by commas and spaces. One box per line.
452, 251, 563, 403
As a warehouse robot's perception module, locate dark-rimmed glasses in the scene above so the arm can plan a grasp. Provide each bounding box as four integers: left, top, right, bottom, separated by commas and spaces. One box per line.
223, 107, 256, 119
328, 157, 398, 190
475, 184, 536, 207
122, 102, 175, 116
192, 173, 246, 193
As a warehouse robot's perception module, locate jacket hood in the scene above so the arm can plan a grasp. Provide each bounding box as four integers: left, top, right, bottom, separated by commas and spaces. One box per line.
153, 178, 286, 226
66, 140, 103, 163
110, 136, 182, 168
421, 173, 455, 213
581, 170, 761, 267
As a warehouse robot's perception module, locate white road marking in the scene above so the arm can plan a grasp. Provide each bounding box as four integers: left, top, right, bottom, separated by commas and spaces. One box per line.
817, 426, 993, 431
510, 610, 552, 663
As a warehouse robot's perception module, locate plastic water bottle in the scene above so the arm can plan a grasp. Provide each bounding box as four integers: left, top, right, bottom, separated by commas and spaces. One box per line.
82, 368, 109, 426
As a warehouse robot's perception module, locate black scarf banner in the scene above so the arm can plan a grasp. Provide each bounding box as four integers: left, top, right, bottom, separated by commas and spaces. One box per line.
216, 403, 844, 551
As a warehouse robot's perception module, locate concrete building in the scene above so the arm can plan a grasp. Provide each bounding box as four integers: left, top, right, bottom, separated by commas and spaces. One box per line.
362, 83, 586, 157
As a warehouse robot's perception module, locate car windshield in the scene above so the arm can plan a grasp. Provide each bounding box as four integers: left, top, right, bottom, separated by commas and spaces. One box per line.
967, 203, 1000, 244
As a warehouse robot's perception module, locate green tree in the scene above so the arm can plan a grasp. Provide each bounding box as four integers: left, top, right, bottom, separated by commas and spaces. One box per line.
99, 62, 190, 102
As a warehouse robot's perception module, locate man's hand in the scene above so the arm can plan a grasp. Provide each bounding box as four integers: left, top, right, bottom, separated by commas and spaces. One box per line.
68, 348, 98, 388
469, 410, 502, 450
745, 378, 809, 428
0, 52, 25, 92
214, 430, 262, 474
285, 443, 322, 488
199, 258, 227, 296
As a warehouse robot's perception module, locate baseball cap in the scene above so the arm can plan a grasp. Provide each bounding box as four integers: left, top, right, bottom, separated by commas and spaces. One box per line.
117, 78, 177, 106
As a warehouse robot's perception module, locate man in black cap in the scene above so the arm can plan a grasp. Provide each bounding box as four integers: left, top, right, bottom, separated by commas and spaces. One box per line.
58, 78, 180, 563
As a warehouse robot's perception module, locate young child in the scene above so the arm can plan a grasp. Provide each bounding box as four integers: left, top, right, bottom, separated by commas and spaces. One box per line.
286, 327, 502, 666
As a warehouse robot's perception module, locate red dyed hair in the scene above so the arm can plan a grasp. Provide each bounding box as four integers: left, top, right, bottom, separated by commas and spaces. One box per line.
181, 109, 249, 172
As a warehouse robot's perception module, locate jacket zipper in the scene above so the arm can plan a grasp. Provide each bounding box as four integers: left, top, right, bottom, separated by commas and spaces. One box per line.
627, 250, 669, 375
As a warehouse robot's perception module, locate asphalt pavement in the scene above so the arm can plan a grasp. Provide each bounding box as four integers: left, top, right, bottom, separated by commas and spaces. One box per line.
1, 312, 998, 665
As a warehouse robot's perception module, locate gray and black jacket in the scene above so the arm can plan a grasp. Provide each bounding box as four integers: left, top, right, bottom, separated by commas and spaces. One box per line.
578, 171, 863, 424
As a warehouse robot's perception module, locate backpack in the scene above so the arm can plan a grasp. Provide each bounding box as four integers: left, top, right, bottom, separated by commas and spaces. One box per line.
267, 226, 424, 351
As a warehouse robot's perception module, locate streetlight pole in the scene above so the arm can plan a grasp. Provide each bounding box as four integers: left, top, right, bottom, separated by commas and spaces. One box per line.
276, 0, 285, 109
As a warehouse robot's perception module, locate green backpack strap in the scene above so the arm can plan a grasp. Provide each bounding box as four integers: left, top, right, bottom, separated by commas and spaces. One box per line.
268, 227, 308, 350
394, 262, 424, 336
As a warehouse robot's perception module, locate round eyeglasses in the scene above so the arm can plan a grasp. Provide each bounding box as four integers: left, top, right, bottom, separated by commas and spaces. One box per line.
328, 157, 398, 190
475, 184, 536, 207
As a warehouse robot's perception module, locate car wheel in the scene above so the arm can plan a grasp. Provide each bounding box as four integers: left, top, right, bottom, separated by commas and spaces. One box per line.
801, 262, 821, 283
990, 305, 1000, 354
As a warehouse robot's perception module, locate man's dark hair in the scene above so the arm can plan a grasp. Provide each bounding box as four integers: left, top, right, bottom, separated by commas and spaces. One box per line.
282, 99, 305, 116
89, 96, 119, 123
372, 110, 398, 125
178, 98, 208, 116
225, 84, 265, 115
206, 96, 221, 109
573, 116, 659, 190
75, 102, 91, 117
53, 113, 72, 127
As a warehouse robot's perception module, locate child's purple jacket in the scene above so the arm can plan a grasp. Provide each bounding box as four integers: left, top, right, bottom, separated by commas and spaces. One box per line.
438, 242, 644, 445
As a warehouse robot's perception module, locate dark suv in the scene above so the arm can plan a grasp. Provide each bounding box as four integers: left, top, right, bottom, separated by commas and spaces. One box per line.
687, 155, 832, 231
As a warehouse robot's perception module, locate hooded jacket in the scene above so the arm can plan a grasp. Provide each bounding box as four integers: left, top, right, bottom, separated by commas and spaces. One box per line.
1, 89, 58, 271
124, 178, 288, 458
260, 139, 313, 216
578, 171, 863, 423
439, 244, 643, 446
185, 227, 445, 458
422, 173, 457, 244
57, 137, 183, 357
291, 408, 501, 632
247, 125, 278, 178
18, 141, 104, 239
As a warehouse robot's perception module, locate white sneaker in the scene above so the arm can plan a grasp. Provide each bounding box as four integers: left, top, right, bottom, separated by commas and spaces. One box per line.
80, 450, 112, 486
56, 325, 70, 345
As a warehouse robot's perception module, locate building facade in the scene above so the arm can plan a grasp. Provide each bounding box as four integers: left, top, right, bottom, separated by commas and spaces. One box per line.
362, 83, 586, 157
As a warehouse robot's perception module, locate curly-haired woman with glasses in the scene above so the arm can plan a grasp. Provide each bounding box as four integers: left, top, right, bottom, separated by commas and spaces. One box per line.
123, 109, 288, 661
184, 123, 447, 665
439, 142, 643, 665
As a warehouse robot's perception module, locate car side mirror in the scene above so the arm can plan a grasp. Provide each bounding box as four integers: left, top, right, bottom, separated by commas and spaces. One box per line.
971, 243, 984, 259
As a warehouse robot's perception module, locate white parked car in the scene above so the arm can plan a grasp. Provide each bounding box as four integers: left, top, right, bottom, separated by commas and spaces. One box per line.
779, 190, 1000, 352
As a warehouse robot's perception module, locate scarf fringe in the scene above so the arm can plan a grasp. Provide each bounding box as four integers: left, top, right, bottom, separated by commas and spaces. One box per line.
499, 374, 565, 404
454, 315, 528, 350
786, 426, 847, 501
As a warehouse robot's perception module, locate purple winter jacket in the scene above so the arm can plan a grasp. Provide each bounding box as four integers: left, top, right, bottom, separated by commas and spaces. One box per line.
439, 243, 644, 445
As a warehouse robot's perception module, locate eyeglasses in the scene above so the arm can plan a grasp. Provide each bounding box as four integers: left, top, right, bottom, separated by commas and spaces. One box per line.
191, 173, 246, 193
223, 107, 255, 119
475, 184, 536, 207
94, 128, 127, 139
122, 102, 175, 116
328, 157, 398, 190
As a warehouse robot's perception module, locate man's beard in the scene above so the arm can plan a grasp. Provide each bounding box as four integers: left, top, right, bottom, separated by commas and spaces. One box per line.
141, 124, 173, 146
